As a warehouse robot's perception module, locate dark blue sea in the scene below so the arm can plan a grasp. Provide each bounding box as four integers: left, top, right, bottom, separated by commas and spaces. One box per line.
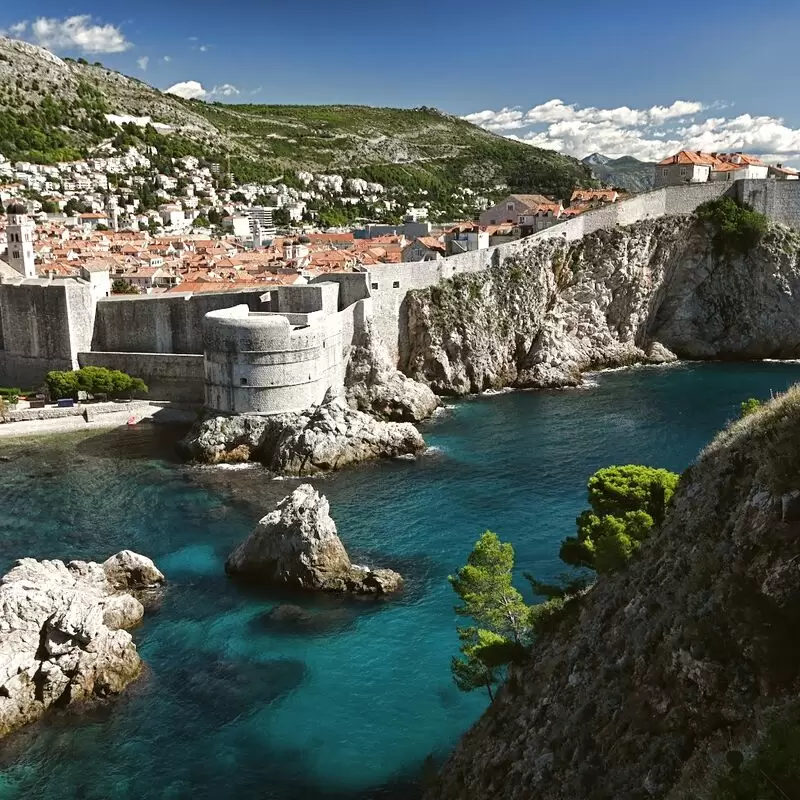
0, 362, 798, 799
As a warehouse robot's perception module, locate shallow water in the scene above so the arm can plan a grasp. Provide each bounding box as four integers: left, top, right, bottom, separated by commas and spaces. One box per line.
0, 362, 798, 799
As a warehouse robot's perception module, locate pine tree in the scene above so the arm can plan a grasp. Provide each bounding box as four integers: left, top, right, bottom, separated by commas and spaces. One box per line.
449, 531, 530, 700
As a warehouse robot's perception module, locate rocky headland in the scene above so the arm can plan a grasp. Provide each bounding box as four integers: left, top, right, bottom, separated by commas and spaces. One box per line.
179, 390, 425, 473
226, 483, 402, 595
402, 217, 800, 394
430, 385, 800, 799
0, 550, 164, 738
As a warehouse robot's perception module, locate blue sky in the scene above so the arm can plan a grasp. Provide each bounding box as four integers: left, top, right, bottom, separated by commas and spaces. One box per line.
3, 0, 800, 162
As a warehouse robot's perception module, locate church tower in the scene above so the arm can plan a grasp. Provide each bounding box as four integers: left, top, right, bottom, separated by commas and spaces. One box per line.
5, 201, 36, 279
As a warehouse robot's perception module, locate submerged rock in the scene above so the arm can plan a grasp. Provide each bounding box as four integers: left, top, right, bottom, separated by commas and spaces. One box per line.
225, 484, 403, 595
0, 550, 164, 738
179, 390, 425, 475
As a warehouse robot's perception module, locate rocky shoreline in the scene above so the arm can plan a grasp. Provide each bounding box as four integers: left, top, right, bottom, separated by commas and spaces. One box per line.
401, 218, 800, 395
0, 550, 164, 738
179, 390, 426, 474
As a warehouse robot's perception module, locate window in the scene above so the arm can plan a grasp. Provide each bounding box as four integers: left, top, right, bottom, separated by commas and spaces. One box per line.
662, 168, 669, 176
506, 203, 514, 211
392, 280, 400, 288
12, 251, 19, 259
240, 377, 248, 386
371, 282, 378, 290
679, 167, 687, 177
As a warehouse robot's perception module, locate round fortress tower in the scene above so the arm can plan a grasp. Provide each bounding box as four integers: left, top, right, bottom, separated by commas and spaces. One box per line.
203, 305, 343, 415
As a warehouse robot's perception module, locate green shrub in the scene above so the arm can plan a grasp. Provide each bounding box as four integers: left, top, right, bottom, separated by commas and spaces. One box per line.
45, 368, 148, 400
739, 397, 763, 418
695, 196, 768, 253
560, 465, 679, 573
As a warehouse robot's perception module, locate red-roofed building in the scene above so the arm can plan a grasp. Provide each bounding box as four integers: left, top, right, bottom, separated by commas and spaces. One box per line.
655, 151, 769, 187
401, 236, 446, 262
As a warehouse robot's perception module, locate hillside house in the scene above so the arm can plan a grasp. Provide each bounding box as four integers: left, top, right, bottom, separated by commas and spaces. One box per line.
655, 151, 773, 187
479, 194, 563, 227
445, 224, 489, 255
402, 237, 446, 262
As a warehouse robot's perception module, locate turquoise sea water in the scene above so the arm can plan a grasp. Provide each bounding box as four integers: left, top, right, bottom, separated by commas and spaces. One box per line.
1, 362, 800, 798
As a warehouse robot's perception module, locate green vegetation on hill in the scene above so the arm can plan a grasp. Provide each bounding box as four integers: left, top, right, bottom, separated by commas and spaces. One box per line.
0, 38, 594, 203
187, 102, 594, 199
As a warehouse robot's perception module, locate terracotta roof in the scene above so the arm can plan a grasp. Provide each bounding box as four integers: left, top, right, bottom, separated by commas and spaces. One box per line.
570, 189, 618, 203
411, 236, 446, 253
509, 194, 559, 210
657, 151, 723, 167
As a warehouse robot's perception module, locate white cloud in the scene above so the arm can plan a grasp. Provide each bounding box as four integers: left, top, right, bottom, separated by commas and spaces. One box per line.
211, 83, 239, 97
137, 56, 149, 71
163, 55, 171, 62
29, 15, 131, 54
1, 20, 29, 38
199, 45, 208, 53
165, 81, 241, 101
166, 80, 208, 100
463, 97, 800, 164
250, 87, 263, 96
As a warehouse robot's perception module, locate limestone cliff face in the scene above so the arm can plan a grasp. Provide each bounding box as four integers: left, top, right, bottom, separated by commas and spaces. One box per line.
402, 218, 800, 394
430, 388, 800, 799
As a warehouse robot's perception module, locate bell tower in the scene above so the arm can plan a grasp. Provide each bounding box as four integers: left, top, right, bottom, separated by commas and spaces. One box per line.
4, 201, 36, 279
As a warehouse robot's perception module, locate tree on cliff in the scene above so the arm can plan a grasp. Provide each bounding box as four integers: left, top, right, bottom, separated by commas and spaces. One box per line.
560, 465, 679, 574
449, 531, 530, 700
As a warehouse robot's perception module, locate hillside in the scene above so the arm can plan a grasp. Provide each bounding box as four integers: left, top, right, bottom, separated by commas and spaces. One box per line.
0, 36, 593, 200
582, 153, 655, 193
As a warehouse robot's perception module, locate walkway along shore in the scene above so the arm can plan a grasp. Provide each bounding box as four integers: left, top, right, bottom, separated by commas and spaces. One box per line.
0, 401, 198, 440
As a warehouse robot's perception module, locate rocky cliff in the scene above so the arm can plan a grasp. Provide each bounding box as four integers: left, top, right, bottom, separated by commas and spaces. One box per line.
430, 386, 800, 799
402, 218, 800, 394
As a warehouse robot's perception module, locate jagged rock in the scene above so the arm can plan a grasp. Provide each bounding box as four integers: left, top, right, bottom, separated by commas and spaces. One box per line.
644, 340, 678, 364
345, 321, 440, 422
0, 551, 164, 738
225, 484, 403, 595
102, 550, 164, 592
402, 218, 800, 394
179, 392, 425, 475
430, 386, 800, 799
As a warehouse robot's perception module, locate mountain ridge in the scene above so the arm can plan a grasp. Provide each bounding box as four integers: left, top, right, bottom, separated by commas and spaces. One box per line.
582, 152, 655, 193
0, 36, 594, 200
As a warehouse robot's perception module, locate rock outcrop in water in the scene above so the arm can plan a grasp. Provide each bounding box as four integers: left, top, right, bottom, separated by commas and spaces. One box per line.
226, 484, 403, 595
0, 550, 164, 738
179, 390, 425, 473
402, 217, 800, 394
430, 386, 800, 799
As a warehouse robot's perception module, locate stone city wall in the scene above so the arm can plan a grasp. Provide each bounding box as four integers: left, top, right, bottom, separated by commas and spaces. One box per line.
0, 280, 94, 387
78, 351, 205, 404
368, 181, 762, 360
91, 289, 267, 354
735, 180, 800, 229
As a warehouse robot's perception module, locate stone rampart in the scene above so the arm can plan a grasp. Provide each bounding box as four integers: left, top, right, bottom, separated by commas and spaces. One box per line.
91, 289, 267, 354
0, 279, 94, 387
202, 283, 369, 415
78, 351, 205, 404
368, 181, 761, 360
